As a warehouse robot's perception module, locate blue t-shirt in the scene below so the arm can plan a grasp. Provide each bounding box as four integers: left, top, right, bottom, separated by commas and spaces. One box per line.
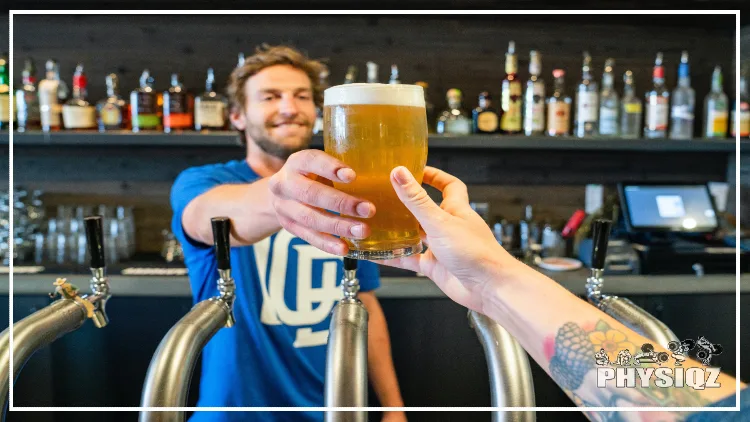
170, 159, 380, 422
685, 387, 750, 422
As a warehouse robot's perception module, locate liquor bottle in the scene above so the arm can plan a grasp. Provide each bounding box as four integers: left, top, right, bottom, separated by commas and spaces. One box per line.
38, 59, 68, 132
730, 75, 749, 139
644, 52, 670, 139
500, 41, 522, 134
472, 91, 500, 134
96, 73, 128, 131
415, 81, 436, 133
523, 50, 545, 136
574, 51, 598, 138
389, 65, 400, 84
620, 70, 642, 139
546, 69, 571, 137
313, 68, 329, 135
237, 52, 245, 68
366, 62, 378, 83
15, 58, 41, 132
703, 66, 728, 139
344, 65, 358, 84
163, 73, 193, 133
436, 88, 471, 135
598, 58, 619, 136
61, 63, 97, 130
0, 55, 9, 130
194, 68, 229, 131
669, 51, 695, 140
130, 69, 160, 132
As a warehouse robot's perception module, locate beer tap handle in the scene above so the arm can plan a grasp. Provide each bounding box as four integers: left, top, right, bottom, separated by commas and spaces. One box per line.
343, 257, 357, 271
591, 219, 612, 271
84, 216, 105, 269
211, 217, 231, 271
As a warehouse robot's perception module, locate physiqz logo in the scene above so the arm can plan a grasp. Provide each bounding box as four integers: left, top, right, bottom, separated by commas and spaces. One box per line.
596, 336, 723, 391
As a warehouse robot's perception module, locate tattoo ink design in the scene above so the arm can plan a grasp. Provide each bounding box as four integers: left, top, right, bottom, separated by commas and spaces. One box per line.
548, 322, 595, 390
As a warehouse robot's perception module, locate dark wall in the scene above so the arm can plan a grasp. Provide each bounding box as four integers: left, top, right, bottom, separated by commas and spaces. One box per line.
12, 14, 735, 125
1, 292, 745, 422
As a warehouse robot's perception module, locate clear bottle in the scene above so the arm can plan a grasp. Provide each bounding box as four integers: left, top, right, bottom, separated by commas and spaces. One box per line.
731, 75, 749, 138
96, 73, 128, 131
644, 52, 670, 139
61, 63, 97, 130
437, 88, 471, 135
38, 59, 68, 132
389, 65, 400, 84
500, 41, 522, 134
130, 69, 160, 132
703, 66, 728, 138
366, 62, 378, 83
0, 55, 8, 130
523, 50, 545, 136
546, 69, 571, 137
620, 70, 642, 139
15, 58, 41, 132
598, 58, 619, 136
574, 51, 598, 138
237, 52, 245, 68
194, 68, 229, 131
472, 91, 500, 134
669, 51, 695, 140
163, 73, 193, 133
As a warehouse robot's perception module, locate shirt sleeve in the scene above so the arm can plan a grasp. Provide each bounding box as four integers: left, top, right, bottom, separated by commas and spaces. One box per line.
170, 166, 224, 254
355, 260, 381, 292
684, 387, 750, 422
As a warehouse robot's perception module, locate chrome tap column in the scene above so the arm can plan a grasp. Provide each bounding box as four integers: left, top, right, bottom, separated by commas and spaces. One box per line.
469, 311, 536, 422
139, 217, 236, 422
585, 220, 678, 347
324, 257, 368, 422
0, 216, 111, 420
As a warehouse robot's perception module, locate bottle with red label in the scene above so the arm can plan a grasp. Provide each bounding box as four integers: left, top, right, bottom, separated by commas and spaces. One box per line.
163, 73, 193, 133
730, 74, 749, 139
644, 52, 670, 139
61, 63, 97, 130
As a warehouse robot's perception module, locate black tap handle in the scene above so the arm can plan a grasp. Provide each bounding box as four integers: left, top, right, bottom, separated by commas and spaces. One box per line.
591, 219, 612, 270
211, 217, 232, 270
343, 257, 357, 271
84, 216, 105, 269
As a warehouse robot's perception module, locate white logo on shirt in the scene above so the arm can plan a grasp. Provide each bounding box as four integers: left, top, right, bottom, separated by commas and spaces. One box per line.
253, 230, 344, 348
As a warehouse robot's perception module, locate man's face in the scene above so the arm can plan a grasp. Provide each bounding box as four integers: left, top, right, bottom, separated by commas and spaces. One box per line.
231, 64, 317, 160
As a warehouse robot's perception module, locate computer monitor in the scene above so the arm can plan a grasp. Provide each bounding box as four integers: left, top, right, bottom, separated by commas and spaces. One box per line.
618, 183, 719, 233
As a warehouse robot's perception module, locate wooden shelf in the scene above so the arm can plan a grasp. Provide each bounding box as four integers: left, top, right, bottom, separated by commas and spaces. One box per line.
5, 131, 743, 152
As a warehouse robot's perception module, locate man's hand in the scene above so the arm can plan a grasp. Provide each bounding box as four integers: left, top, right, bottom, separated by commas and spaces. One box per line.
381, 411, 407, 422
268, 149, 376, 255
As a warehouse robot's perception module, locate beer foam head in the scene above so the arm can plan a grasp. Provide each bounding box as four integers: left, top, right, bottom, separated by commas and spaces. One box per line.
324, 83, 425, 108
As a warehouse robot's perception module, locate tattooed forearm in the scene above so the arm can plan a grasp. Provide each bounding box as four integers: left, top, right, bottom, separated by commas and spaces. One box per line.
545, 319, 717, 421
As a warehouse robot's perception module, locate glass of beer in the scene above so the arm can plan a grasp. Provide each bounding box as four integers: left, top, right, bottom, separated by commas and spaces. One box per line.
324, 83, 428, 260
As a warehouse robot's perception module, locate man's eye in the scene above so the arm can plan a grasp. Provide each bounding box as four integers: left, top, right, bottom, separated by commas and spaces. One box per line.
262, 96, 274, 101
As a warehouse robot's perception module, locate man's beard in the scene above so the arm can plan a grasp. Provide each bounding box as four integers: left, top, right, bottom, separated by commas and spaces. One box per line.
246, 120, 312, 160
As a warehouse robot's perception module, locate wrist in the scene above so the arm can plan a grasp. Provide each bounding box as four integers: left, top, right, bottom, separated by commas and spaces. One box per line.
477, 257, 550, 323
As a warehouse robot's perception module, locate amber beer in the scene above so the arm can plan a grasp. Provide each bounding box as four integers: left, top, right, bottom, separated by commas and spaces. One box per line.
324, 83, 428, 259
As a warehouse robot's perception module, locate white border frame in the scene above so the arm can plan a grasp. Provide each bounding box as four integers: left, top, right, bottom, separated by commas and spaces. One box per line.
6, 8, 742, 415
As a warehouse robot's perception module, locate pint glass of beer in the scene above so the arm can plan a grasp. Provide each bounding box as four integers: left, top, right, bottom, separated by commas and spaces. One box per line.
324, 83, 428, 260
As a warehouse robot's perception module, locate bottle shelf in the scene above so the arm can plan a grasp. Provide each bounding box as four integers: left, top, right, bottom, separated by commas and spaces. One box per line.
4, 131, 743, 152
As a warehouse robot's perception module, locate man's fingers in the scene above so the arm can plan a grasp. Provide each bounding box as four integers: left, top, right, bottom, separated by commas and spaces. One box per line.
422, 166, 469, 205
277, 214, 349, 256
270, 173, 375, 218
376, 254, 422, 274
390, 166, 448, 233
287, 149, 356, 183
274, 199, 371, 240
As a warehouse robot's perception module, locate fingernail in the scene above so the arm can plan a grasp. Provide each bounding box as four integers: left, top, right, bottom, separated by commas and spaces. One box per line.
356, 202, 375, 218
350, 224, 365, 238
336, 168, 355, 182
393, 166, 412, 186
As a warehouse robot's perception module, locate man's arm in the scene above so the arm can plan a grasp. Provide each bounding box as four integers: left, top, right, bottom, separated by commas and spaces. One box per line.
359, 291, 406, 419
182, 178, 281, 246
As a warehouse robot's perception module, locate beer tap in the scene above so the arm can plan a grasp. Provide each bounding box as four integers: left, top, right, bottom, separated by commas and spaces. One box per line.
585, 219, 678, 347
324, 257, 368, 422
0, 215, 111, 420
139, 217, 235, 422
468, 311, 536, 421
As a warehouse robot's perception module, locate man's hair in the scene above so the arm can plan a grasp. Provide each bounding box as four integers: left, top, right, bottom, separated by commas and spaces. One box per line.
227, 43, 327, 117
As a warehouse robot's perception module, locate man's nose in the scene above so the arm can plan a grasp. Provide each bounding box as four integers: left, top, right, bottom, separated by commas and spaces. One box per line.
278, 95, 299, 117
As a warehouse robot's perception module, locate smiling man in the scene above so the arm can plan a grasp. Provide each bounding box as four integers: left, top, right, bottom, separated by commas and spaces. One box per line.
170, 45, 406, 422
